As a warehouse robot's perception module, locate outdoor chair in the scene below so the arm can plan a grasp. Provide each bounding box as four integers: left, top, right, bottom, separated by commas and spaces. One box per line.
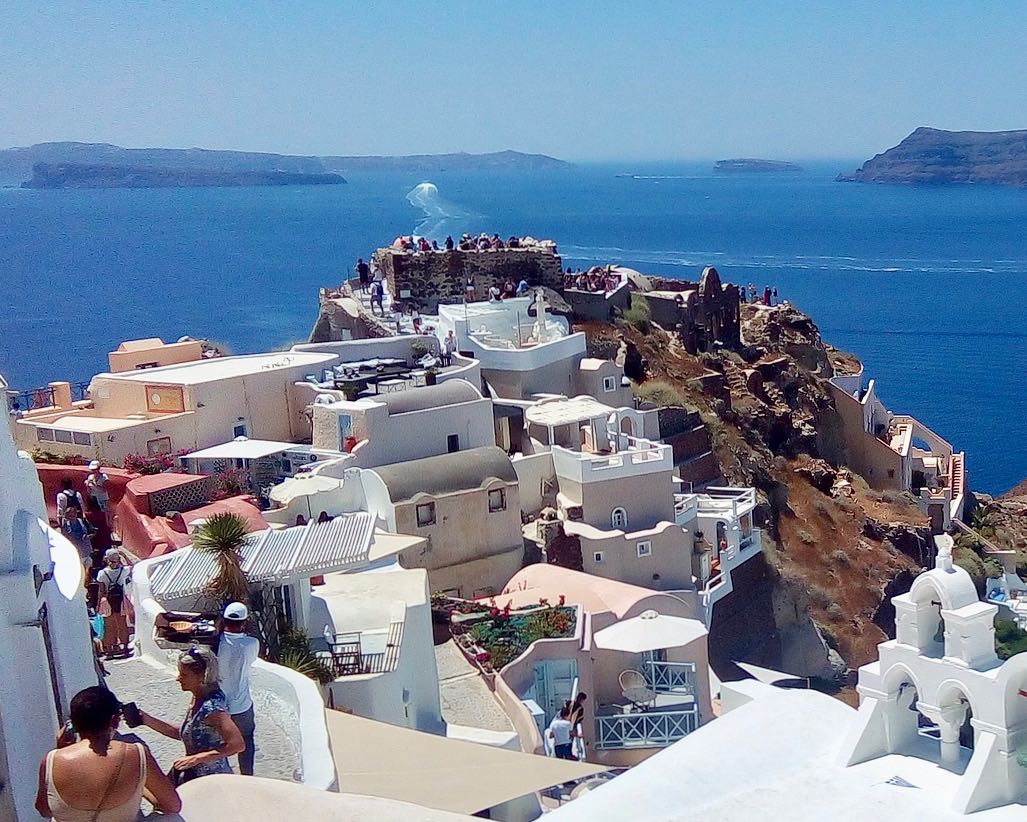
619, 669, 656, 711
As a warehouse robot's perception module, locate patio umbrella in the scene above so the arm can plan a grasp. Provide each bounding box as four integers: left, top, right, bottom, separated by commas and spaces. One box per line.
593, 609, 708, 653
269, 474, 343, 520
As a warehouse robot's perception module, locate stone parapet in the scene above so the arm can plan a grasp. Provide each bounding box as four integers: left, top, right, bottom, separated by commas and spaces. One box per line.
373, 247, 564, 312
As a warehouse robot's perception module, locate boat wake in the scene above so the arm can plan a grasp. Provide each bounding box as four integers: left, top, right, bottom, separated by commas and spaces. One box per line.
406, 182, 472, 240
559, 244, 1025, 275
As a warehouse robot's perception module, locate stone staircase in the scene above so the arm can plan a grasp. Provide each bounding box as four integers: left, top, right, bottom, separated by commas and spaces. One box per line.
721, 360, 751, 398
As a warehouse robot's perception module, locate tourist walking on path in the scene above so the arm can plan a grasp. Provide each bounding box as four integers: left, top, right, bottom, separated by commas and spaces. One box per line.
57, 478, 86, 527
355, 257, 370, 291
136, 648, 244, 783
369, 280, 385, 316
547, 706, 576, 760
97, 549, 131, 659
85, 460, 111, 525
217, 602, 260, 776
36, 686, 181, 820
62, 505, 96, 576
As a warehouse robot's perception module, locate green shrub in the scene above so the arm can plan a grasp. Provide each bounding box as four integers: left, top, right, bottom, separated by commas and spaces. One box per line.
621, 295, 651, 333
995, 619, 1027, 660
826, 603, 845, 621
798, 530, 817, 546
954, 549, 986, 596
829, 549, 850, 566
635, 380, 686, 408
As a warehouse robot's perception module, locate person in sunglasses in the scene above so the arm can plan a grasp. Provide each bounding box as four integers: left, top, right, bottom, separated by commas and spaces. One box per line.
135, 647, 244, 783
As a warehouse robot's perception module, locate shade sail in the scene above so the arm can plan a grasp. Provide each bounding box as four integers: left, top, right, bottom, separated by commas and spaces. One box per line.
593, 609, 708, 653
328, 710, 605, 815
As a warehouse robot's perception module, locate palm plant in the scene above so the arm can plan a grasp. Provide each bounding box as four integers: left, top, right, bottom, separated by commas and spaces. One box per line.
193, 512, 251, 606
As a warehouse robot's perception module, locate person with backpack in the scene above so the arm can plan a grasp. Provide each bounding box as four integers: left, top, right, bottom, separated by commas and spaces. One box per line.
369, 279, 385, 316
97, 549, 131, 658
62, 505, 96, 575
56, 478, 86, 527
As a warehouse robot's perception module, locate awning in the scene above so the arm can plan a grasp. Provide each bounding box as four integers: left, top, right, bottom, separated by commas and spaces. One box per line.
735, 661, 807, 686
183, 438, 294, 461
328, 710, 606, 815
593, 609, 708, 653
149, 513, 384, 599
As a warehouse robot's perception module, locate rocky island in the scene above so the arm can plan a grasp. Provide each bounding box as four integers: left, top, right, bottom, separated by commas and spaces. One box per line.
22, 162, 347, 189
838, 127, 1027, 187
0, 141, 571, 187
714, 158, 802, 173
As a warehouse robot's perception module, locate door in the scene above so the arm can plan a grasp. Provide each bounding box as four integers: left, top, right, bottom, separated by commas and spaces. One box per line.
533, 658, 578, 725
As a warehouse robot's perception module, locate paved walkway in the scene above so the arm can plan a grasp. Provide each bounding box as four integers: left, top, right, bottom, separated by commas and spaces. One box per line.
435, 640, 514, 733
105, 656, 301, 781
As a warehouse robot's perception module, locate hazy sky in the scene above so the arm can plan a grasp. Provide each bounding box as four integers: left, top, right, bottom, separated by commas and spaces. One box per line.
2, 2, 1025, 161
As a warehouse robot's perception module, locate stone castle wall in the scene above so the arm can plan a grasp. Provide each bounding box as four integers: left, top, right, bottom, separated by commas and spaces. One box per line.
373, 248, 564, 312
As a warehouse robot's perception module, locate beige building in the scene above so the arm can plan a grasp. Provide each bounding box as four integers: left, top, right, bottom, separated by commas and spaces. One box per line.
361, 447, 524, 597
490, 564, 712, 769
14, 351, 337, 464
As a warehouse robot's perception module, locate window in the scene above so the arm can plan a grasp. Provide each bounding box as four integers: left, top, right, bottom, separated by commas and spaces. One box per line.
146, 436, 172, 456
37, 428, 55, 442
72, 432, 91, 446
593, 551, 604, 563
447, 434, 460, 453
416, 501, 436, 527
338, 414, 353, 440
887, 469, 895, 479
611, 507, 628, 529
603, 375, 617, 393
54, 429, 73, 444
488, 488, 506, 512
636, 541, 653, 558
233, 423, 248, 438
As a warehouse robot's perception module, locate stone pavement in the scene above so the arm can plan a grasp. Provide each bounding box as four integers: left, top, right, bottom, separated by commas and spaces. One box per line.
435, 639, 513, 733
105, 656, 302, 782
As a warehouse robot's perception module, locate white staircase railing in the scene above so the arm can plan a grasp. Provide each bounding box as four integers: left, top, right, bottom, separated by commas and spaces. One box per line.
595, 708, 700, 749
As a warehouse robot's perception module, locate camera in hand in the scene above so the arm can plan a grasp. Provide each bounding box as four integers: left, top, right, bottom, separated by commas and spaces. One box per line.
121, 701, 142, 727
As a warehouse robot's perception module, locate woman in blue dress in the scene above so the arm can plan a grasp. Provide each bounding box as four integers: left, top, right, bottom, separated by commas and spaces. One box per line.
138, 647, 245, 782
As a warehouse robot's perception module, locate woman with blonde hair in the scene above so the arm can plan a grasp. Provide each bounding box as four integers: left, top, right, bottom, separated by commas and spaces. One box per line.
137, 647, 244, 782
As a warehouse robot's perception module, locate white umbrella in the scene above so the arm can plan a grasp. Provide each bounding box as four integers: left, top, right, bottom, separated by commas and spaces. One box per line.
270, 474, 343, 520
593, 609, 708, 653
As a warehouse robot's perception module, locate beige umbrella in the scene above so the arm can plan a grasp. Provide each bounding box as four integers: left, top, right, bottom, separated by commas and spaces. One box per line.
270, 474, 343, 520
593, 609, 708, 653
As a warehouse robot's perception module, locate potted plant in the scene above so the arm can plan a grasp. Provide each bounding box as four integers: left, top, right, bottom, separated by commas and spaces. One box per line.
425, 367, 438, 386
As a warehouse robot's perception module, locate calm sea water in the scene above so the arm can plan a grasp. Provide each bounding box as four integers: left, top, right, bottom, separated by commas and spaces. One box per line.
1, 164, 1024, 493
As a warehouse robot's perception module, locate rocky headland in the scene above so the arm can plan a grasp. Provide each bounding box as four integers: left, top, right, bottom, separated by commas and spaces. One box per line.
22, 162, 347, 189
838, 127, 1027, 187
0, 142, 570, 186
714, 158, 802, 173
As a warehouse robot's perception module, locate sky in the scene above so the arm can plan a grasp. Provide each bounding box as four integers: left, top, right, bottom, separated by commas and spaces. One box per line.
2, 1, 1025, 161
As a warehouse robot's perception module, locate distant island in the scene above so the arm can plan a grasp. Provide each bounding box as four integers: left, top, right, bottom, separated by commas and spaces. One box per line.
0, 142, 571, 187
23, 162, 346, 189
837, 127, 1027, 187
714, 159, 802, 173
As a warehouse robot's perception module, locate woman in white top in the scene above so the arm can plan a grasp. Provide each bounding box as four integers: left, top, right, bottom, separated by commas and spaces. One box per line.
36, 686, 180, 821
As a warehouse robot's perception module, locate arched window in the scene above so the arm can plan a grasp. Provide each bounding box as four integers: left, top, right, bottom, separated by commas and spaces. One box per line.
611, 507, 628, 529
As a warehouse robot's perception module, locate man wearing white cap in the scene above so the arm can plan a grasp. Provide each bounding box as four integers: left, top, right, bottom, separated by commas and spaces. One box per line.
85, 460, 110, 526
218, 602, 260, 775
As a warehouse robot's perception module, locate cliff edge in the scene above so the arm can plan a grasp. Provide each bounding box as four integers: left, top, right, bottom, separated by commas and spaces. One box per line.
838, 127, 1027, 187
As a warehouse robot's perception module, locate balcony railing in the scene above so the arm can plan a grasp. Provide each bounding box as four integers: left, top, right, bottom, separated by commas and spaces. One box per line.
595, 707, 700, 750
644, 660, 696, 694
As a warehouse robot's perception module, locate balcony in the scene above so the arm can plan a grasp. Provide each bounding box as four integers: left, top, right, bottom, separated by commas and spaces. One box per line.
552, 436, 672, 485
595, 707, 700, 750
643, 660, 696, 695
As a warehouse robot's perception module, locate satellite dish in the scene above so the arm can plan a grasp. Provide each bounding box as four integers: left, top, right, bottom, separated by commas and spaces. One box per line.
37, 518, 84, 600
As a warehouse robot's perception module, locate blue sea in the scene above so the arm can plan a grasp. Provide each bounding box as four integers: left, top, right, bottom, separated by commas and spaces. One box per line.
1, 163, 1025, 493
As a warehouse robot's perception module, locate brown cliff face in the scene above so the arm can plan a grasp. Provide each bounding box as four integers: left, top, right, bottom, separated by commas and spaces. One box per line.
582, 302, 929, 676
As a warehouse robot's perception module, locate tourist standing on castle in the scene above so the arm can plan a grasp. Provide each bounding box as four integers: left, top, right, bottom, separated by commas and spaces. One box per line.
355, 258, 370, 292
217, 602, 260, 776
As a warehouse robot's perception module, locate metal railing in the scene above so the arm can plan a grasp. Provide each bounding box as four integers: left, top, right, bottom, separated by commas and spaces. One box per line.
6, 386, 56, 412
644, 660, 696, 694
595, 707, 700, 749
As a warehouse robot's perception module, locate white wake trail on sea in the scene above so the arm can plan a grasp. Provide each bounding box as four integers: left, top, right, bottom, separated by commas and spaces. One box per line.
406, 182, 473, 240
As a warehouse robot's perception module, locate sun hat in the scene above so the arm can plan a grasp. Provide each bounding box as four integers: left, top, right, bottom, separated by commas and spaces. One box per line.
89, 460, 101, 470
104, 548, 120, 560
223, 602, 249, 621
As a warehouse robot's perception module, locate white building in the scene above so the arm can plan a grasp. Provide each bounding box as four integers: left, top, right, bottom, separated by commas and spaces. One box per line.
548, 538, 1027, 821
0, 423, 97, 821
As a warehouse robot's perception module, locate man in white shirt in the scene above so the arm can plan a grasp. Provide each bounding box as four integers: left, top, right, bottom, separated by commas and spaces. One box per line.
56, 478, 86, 526
86, 460, 111, 524
547, 706, 575, 760
218, 602, 260, 775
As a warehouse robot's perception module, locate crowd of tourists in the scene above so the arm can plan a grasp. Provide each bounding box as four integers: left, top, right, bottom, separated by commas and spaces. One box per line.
37, 601, 261, 820
563, 266, 622, 293
742, 282, 779, 305
388, 232, 557, 254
